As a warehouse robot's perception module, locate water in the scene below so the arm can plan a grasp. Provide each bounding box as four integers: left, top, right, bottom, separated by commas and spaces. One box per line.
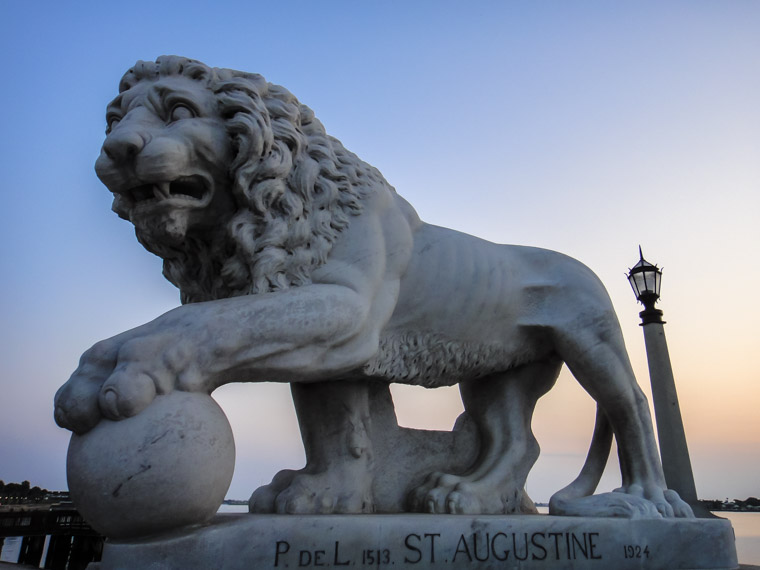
721, 512, 760, 565
218, 503, 249, 513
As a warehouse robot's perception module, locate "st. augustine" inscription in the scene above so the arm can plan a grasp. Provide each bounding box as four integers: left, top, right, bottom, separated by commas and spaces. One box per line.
272, 529, 628, 567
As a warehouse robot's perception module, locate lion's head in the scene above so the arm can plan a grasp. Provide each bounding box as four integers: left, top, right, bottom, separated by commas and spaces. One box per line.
95, 56, 391, 303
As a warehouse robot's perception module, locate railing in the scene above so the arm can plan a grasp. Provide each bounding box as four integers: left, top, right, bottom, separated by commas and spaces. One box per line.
0, 506, 103, 569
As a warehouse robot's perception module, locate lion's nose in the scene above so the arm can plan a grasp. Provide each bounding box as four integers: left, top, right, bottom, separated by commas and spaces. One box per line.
102, 129, 145, 162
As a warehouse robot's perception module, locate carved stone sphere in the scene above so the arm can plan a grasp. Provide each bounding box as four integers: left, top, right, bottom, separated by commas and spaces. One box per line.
67, 391, 235, 538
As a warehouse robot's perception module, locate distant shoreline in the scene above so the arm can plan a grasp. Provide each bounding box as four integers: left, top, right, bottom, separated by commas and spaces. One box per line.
3, 486, 760, 514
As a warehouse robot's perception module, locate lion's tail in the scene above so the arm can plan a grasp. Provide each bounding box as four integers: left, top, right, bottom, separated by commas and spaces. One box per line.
548, 405, 613, 516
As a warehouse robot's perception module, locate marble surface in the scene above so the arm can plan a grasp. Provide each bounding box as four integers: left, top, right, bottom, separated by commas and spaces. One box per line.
55, 56, 693, 535
94, 513, 738, 570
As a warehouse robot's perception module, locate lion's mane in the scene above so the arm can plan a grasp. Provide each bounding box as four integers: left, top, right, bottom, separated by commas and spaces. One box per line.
117, 56, 392, 303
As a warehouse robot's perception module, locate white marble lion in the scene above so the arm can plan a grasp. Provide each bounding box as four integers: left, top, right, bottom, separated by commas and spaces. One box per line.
54, 56, 692, 519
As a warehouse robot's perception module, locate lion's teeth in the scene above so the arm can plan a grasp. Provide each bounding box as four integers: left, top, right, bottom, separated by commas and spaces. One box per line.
154, 182, 171, 200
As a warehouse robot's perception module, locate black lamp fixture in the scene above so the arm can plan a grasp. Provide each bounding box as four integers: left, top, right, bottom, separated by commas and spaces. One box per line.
627, 246, 664, 325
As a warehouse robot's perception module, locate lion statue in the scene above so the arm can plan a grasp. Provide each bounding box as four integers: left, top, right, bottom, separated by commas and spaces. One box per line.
54, 56, 692, 519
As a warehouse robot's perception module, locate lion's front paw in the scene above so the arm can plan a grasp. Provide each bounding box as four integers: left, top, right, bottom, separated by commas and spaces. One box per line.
55, 367, 160, 434
276, 471, 374, 514
251, 462, 374, 515
54, 332, 207, 434
54, 339, 121, 434
249, 469, 297, 513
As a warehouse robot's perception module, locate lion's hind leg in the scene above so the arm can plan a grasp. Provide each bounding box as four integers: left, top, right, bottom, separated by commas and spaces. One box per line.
553, 326, 693, 518
408, 360, 561, 514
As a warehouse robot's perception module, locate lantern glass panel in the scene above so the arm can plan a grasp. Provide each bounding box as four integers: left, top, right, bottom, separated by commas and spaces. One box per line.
633, 272, 648, 296
643, 270, 655, 294
627, 273, 638, 297
644, 269, 659, 295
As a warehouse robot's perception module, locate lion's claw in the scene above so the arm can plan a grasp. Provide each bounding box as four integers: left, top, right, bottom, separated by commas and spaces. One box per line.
549, 487, 694, 519
99, 371, 157, 420
249, 469, 297, 513
54, 377, 102, 434
56, 368, 160, 433
446, 491, 480, 515
99, 389, 120, 419
410, 472, 526, 515
425, 487, 451, 513
664, 489, 695, 518
655, 501, 674, 518
275, 486, 337, 515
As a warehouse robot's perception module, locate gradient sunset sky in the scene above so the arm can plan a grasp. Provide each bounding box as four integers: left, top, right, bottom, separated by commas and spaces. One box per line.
1, 1, 758, 503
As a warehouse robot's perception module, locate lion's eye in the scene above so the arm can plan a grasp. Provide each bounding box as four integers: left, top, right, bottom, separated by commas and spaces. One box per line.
170, 104, 195, 122
106, 115, 121, 133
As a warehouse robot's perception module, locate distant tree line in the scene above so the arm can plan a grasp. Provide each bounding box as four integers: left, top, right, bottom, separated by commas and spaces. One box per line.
0, 480, 50, 501
699, 497, 760, 511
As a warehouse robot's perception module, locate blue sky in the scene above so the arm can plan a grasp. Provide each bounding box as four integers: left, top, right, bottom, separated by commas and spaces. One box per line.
1, 1, 758, 502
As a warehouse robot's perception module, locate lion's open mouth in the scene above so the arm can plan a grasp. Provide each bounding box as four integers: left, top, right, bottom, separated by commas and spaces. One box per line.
124, 175, 209, 205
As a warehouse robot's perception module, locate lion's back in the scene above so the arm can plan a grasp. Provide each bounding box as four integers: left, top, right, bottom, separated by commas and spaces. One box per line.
360, 223, 614, 387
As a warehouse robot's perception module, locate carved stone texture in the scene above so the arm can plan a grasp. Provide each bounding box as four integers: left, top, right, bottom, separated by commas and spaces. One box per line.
54, 56, 694, 536
96, 514, 738, 570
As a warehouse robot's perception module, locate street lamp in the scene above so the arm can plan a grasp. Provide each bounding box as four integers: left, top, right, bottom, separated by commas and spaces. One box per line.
627, 247, 707, 517
627, 247, 663, 324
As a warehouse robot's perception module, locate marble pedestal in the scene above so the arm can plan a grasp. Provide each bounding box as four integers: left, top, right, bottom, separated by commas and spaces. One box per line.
93, 513, 738, 570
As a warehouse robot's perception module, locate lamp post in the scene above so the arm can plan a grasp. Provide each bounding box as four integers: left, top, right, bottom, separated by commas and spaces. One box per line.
627, 247, 707, 516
